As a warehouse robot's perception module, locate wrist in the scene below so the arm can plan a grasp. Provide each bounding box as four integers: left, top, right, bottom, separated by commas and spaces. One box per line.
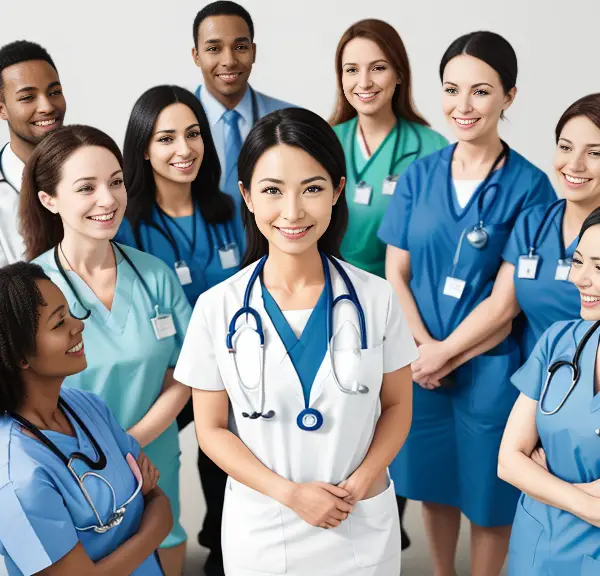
570, 487, 597, 520
272, 478, 297, 508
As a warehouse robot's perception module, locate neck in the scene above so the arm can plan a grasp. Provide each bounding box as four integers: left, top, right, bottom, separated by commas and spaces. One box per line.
61, 229, 113, 274
9, 132, 35, 164
207, 82, 248, 111
263, 244, 324, 293
454, 131, 503, 167
357, 106, 397, 138
564, 198, 600, 234
155, 179, 194, 217
16, 375, 64, 429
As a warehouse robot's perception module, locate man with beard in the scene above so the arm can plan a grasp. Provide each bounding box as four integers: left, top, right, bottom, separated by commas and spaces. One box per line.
0, 40, 66, 266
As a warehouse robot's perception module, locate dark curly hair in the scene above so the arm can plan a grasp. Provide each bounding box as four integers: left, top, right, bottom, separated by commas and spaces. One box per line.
0, 262, 50, 414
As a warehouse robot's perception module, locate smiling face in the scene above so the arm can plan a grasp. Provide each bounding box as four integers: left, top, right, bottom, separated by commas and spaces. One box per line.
240, 144, 344, 257
192, 14, 255, 104
570, 225, 600, 319
341, 37, 399, 118
38, 146, 126, 241
0, 60, 66, 146
146, 103, 205, 188
442, 55, 515, 143
22, 279, 86, 379
554, 115, 600, 206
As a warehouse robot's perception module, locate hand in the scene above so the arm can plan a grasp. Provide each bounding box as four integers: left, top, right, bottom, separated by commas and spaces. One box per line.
287, 482, 353, 529
530, 447, 548, 471
412, 341, 451, 381
415, 375, 442, 390
339, 469, 382, 505
127, 452, 160, 496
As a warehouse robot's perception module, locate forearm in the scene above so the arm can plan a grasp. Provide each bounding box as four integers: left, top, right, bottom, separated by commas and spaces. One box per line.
386, 274, 431, 345
128, 370, 190, 447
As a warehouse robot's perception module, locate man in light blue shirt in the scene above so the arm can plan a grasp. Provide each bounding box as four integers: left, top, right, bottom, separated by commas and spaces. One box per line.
191, 1, 295, 209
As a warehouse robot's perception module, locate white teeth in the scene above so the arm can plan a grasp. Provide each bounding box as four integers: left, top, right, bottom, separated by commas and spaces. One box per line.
357, 92, 377, 98
34, 119, 56, 127
455, 118, 479, 125
172, 160, 194, 168
564, 174, 590, 184
582, 295, 600, 303
279, 227, 309, 235
67, 341, 83, 354
218, 73, 240, 80
89, 211, 116, 222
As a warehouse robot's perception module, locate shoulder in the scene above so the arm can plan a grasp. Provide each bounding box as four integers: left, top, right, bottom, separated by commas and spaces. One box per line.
331, 119, 355, 141
404, 121, 449, 151
31, 248, 57, 272
539, 318, 584, 355
255, 90, 296, 112
196, 262, 257, 310
60, 388, 108, 420
115, 242, 172, 277
506, 148, 551, 183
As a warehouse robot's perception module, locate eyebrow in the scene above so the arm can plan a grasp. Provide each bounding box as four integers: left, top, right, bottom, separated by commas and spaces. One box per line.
205, 36, 250, 44
47, 304, 65, 323
73, 169, 123, 185
155, 123, 200, 135
342, 59, 388, 67
15, 81, 62, 95
443, 81, 494, 89
258, 176, 327, 185
559, 137, 600, 148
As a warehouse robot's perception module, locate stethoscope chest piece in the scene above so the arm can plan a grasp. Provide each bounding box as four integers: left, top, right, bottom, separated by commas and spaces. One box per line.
466, 222, 489, 250
297, 408, 324, 432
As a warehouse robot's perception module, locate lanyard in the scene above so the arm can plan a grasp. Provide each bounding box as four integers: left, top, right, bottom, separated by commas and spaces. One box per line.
529, 199, 567, 259
156, 206, 198, 262
0, 143, 18, 195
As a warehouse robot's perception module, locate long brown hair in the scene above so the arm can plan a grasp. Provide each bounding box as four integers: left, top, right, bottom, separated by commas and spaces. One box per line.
329, 19, 428, 127
20, 125, 123, 261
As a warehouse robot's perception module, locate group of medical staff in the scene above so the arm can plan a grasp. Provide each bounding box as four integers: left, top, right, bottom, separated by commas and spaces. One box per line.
0, 0, 599, 575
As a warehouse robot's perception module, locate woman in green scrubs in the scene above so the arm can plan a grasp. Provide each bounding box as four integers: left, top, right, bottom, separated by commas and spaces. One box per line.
331, 18, 448, 279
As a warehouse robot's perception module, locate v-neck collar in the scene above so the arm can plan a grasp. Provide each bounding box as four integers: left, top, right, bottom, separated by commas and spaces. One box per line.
548, 201, 578, 259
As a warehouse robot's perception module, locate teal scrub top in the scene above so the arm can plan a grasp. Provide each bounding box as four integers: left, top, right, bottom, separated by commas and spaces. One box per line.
333, 117, 448, 278
33, 244, 192, 477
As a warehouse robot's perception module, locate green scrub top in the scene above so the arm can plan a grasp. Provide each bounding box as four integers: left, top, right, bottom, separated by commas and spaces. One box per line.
333, 117, 448, 278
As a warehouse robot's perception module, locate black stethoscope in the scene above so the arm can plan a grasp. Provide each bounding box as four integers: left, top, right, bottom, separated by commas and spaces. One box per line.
0, 143, 19, 194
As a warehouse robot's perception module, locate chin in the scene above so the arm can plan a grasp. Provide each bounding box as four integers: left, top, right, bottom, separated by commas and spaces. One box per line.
579, 307, 600, 321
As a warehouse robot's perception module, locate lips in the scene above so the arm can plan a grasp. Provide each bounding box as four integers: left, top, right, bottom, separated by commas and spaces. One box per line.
563, 173, 591, 185
31, 117, 62, 130
66, 340, 84, 355
87, 210, 117, 223
274, 225, 313, 240
217, 72, 242, 83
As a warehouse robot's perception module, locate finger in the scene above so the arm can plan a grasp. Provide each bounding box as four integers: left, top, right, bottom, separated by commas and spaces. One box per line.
330, 509, 349, 521
336, 499, 353, 513
318, 483, 350, 499
324, 519, 340, 529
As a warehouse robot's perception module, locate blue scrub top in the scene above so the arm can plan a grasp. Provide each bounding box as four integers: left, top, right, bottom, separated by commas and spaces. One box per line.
378, 144, 557, 340
115, 205, 244, 305
509, 320, 600, 574
0, 388, 163, 576
503, 200, 581, 357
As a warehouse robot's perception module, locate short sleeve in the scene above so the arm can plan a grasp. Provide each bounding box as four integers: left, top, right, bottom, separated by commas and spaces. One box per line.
0, 476, 78, 574
377, 162, 417, 250
510, 326, 552, 400
174, 295, 225, 390
382, 284, 419, 373
113, 217, 137, 249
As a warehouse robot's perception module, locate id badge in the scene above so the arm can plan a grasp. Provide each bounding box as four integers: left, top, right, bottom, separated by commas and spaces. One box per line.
219, 243, 240, 270
443, 277, 465, 299
517, 255, 540, 280
555, 259, 571, 281
174, 261, 192, 286
382, 175, 398, 196
354, 181, 373, 205
151, 308, 177, 340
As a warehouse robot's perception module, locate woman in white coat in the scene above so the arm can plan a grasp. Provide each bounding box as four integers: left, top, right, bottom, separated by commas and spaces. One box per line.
174, 108, 416, 575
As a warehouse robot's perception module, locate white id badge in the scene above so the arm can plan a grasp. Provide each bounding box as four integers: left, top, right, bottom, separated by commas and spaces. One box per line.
382, 175, 398, 196
443, 277, 465, 299
151, 308, 177, 340
354, 181, 373, 205
174, 261, 192, 286
555, 259, 571, 281
219, 243, 240, 269
517, 255, 540, 280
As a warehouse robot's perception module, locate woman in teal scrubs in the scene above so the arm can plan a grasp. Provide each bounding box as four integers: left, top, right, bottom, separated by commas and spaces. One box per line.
0, 262, 170, 576
499, 208, 600, 574
330, 18, 448, 279
19, 125, 192, 576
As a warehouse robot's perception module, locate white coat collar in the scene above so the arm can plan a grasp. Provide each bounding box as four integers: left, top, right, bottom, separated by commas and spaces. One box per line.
0, 143, 24, 192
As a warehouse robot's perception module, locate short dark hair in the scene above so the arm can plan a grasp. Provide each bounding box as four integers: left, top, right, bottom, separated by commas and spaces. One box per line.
0, 40, 57, 101
578, 206, 600, 246
238, 108, 348, 266
555, 93, 600, 142
193, 1, 254, 49
0, 262, 50, 414
439, 31, 518, 93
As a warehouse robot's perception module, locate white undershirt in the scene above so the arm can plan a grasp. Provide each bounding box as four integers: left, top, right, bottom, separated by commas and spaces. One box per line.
453, 179, 482, 208
282, 309, 313, 338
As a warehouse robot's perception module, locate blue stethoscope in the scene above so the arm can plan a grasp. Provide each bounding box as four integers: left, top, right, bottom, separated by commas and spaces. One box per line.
226, 252, 368, 432
539, 320, 600, 417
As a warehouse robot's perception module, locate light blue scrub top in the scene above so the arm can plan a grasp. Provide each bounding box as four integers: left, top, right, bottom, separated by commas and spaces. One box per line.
0, 388, 163, 576
509, 320, 600, 575
503, 200, 581, 357
115, 204, 244, 305
33, 244, 192, 543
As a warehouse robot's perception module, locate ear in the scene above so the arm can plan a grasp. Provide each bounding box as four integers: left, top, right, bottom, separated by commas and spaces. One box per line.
503, 86, 517, 112
38, 191, 58, 214
144, 149, 150, 161
333, 176, 345, 206
192, 46, 201, 68
18, 359, 29, 371
0, 100, 8, 121
252, 43, 257, 65
239, 181, 253, 213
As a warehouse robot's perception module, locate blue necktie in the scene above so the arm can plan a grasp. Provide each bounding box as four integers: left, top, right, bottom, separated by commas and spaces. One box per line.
223, 110, 242, 200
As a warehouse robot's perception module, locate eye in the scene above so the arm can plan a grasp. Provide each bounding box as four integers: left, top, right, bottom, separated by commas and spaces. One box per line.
235, 44, 249, 50
49, 89, 62, 97
304, 185, 324, 194
473, 89, 489, 96
344, 67, 358, 75
559, 144, 571, 152
372, 65, 386, 72
187, 130, 201, 139
571, 257, 583, 267
53, 315, 66, 330
590, 150, 600, 158
111, 178, 124, 187
77, 184, 94, 193
444, 87, 458, 95
261, 186, 281, 196
158, 136, 173, 143
206, 46, 219, 52
18, 95, 34, 102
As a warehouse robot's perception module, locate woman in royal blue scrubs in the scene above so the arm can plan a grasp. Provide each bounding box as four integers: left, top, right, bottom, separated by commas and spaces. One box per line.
378, 31, 556, 575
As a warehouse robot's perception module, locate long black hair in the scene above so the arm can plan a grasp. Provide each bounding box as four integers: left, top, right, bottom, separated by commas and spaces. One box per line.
123, 85, 233, 244
238, 108, 348, 266
0, 262, 50, 414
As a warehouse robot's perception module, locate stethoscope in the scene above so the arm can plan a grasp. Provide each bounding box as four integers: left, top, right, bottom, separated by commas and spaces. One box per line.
539, 320, 600, 416
9, 398, 142, 533
54, 241, 157, 321
226, 252, 368, 432
0, 143, 19, 194
349, 118, 423, 189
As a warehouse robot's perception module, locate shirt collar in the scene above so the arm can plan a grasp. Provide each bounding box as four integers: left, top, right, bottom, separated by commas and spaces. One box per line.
1, 143, 25, 191
198, 84, 253, 127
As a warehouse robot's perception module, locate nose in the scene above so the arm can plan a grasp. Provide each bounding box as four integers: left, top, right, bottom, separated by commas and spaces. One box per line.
36, 94, 56, 115
456, 92, 473, 115
175, 137, 192, 158
96, 184, 119, 208
566, 151, 586, 174
69, 315, 85, 335
358, 68, 372, 89
221, 47, 237, 68
282, 192, 304, 222
571, 264, 592, 290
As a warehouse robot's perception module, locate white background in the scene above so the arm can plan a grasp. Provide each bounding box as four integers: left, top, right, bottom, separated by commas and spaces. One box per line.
1, 0, 599, 182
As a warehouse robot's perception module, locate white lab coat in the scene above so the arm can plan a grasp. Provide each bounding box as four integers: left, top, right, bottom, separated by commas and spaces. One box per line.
175, 258, 418, 576
0, 143, 25, 266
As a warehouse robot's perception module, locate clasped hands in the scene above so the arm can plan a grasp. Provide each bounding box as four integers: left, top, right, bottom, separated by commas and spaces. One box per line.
411, 339, 455, 389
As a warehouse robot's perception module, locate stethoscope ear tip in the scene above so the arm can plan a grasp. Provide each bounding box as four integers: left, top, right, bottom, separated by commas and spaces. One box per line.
262, 410, 275, 419
358, 385, 370, 394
